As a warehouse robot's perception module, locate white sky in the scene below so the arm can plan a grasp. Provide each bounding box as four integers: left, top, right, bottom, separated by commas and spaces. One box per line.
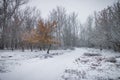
27, 0, 118, 23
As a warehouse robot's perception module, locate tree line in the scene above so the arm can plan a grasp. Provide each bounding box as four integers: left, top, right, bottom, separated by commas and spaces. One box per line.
80, 1, 120, 51
0, 0, 80, 53
0, 0, 120, 52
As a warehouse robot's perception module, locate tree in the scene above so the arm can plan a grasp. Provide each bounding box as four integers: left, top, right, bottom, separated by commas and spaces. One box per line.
87, 1, 120, 51
49, 7, 80, 48
0, 0, 27, 49
22, 20, 58, 53
49, 7, 67, 47
20, 7, 41, 51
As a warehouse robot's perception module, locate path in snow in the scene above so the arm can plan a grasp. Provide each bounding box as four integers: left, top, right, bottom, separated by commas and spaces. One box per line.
0, 48, 86, 80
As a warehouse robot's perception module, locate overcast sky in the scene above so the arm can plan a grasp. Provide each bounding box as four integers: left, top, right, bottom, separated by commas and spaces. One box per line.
27, 0, 118, 23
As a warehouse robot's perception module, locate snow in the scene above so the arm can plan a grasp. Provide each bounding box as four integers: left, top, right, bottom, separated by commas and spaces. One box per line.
0, 48, 120, 80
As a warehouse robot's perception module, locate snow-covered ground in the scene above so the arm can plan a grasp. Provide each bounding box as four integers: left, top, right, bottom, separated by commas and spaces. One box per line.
0, 48, 120, 80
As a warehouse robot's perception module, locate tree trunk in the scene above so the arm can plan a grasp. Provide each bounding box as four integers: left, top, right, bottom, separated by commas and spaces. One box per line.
22, 46, 24, 52
0, 39, 4, 49
21, 42, 24, 52
30, 44, 33, 52
47, 44, 51, 54
39, 46, 42, 51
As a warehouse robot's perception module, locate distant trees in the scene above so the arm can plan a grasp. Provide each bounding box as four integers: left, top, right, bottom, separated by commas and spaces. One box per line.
0, 2, 80, 52
79, 1, 120, 51
49, 7, 67, 47
19, 7, 41, 51
0, 0, 28, 49
79, 15, 94, 47
93, 1, 120, 51
49, 7, 80, 48
0, 0, 120, 52
0, 0, 42, 51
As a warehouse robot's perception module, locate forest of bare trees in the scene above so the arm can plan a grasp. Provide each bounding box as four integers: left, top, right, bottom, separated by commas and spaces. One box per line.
0, 0, 120, 52
80, 1, 120, 51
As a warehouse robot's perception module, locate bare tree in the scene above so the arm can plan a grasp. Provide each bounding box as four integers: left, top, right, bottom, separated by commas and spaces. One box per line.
0, 0, 28, 49
49, 6, 67, 47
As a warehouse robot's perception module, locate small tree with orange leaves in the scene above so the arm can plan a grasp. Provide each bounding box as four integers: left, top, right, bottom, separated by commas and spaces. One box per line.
22, 20, 58, 53
36, 20, 58, 53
